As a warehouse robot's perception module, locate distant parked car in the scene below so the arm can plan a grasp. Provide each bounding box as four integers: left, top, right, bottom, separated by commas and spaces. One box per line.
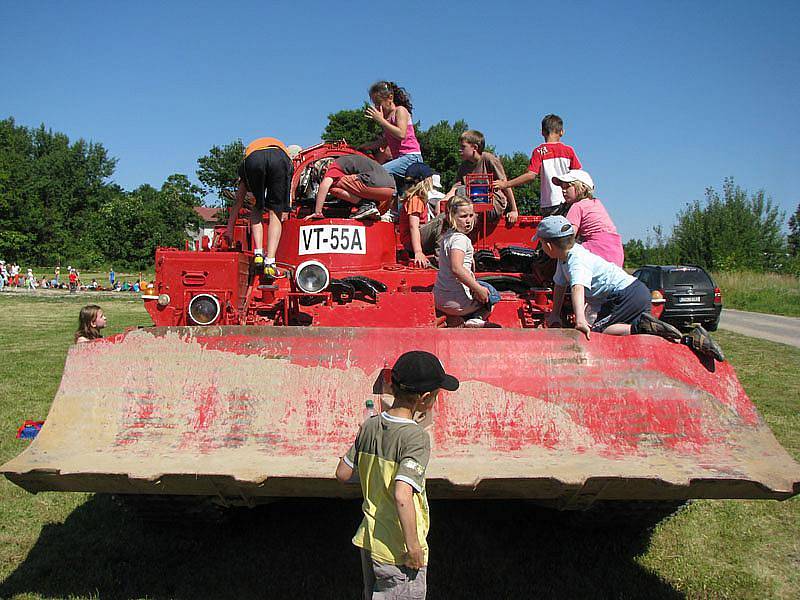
633, 265, 722, 331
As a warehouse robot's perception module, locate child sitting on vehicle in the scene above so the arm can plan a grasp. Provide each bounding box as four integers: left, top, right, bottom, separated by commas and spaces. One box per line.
75, 305, 107, 343
306, 154, 396, 221
444, 129, 519, 223
434, 197, 499, 327
361, 81, 423, 178
399, 163, 445, 268
553, 170, 624, 267
537, 216, 724, 360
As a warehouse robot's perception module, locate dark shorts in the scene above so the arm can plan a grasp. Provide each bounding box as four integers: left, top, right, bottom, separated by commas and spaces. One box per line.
540, 204, 569, 217
591, 279, 651, 332
238, 147, 293, 213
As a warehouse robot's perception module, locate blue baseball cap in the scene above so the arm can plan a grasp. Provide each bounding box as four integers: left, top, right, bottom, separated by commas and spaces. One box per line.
532, 215, 575, 242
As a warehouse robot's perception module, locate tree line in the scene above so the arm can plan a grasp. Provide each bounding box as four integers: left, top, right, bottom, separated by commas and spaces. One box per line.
2, 112, 798, 274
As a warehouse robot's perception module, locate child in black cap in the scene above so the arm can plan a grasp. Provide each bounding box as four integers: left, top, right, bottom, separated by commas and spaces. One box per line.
335, 350, 459, 600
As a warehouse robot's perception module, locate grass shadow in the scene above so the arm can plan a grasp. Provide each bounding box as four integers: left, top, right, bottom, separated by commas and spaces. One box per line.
0, 495, 683, 599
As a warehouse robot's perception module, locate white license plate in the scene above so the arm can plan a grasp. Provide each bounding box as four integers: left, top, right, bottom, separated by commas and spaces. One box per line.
678, 296, 701, 303
299, 225, 366, 255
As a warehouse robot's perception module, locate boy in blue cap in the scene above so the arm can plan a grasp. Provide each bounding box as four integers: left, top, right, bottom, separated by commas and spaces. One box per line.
536, 216, 724, 360
336, 350, 459, 599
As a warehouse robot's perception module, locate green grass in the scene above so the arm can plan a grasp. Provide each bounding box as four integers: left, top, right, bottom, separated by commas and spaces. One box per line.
0, 297, 797, 599
713, 271, 800, 317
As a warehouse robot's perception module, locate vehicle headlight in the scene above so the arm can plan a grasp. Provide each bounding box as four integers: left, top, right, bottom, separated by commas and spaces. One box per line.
188, 294, 221, 325
295, 260, 330, 293
157, 294, 171, 306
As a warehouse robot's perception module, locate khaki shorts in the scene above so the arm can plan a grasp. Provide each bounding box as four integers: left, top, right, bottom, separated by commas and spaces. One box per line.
361, 548, 427, 600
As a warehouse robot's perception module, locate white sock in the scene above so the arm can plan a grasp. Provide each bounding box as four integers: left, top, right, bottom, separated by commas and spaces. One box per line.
264, 257, 275, 265
254, 249, 263, 256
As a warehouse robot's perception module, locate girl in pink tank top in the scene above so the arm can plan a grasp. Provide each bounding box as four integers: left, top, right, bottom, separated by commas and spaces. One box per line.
364, 81, 423, 177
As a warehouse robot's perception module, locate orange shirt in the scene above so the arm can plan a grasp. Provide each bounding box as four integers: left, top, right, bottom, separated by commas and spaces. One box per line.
399, 193, 429, 250
244, 137, 289, 157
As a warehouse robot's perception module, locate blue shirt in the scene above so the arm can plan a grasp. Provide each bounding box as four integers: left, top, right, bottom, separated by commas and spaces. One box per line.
554, 243, 635, 303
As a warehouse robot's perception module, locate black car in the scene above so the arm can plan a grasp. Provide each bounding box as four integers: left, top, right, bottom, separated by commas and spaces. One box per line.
633, 265, 722, 331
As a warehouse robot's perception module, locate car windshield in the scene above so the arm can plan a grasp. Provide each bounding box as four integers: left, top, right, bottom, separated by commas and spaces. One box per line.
664, 268, 713, 288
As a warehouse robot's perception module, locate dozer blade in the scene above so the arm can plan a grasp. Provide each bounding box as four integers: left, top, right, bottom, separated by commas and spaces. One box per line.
3, 326, 799, 506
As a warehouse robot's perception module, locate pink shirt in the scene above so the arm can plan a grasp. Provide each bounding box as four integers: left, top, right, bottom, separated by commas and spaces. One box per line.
385, 110, 421, 158
566, 198, 625, 267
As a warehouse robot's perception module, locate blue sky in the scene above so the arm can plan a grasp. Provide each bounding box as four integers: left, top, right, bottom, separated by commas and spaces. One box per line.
2, 0, 798, 241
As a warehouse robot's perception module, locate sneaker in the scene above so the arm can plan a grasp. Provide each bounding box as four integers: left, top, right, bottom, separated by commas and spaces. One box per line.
263, 263, 285, 279
464, 317, 486, 328
634, 313, 682, 341
353, 202, 379, 220
253, 254, 264, 268
686, 326, 725, 361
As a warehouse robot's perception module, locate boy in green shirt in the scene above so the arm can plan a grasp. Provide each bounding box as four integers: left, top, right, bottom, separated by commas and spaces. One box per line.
336, 351, 459, 600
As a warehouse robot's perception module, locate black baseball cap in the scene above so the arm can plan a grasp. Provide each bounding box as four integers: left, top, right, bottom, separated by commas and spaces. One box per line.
404, 162, 435, 183
391, 351, 459, 393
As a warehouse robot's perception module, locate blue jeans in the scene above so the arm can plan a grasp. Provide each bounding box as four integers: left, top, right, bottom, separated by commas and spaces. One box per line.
381, 152, 422, 177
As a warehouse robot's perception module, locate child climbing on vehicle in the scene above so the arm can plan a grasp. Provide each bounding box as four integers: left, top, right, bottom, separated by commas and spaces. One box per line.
536, 216, 724, 361
225, 137, 294, 278
553, 169, 624, 267
434, 196, 500, 327
361, 81, 423, 178
306, 154, 397, 221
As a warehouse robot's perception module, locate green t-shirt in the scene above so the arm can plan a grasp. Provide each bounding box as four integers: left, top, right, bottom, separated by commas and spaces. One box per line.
344, 412, 431, 565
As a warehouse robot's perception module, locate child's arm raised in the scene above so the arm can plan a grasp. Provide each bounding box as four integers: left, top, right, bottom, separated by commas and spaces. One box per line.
366, 105, 409, 141
394, 481, 425, 569
495, 170, 536, 190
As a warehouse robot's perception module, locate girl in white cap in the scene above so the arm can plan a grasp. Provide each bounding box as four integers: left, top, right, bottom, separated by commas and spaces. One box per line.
553, 169, 624, 267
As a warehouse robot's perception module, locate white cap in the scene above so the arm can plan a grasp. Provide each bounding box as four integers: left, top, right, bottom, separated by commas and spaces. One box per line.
286, 144, 302, 158
552, 169, 594, 190
431, 174, 442, 189
428, 189, 446, 201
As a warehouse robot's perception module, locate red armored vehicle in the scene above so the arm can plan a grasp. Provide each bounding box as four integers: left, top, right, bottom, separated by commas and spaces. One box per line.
3, 142, 798, 519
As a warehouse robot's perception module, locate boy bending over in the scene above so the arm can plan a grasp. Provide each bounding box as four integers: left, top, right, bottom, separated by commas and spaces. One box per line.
336, 351, 460, 599
225, 137, 294, 278
537, 216, 724, 361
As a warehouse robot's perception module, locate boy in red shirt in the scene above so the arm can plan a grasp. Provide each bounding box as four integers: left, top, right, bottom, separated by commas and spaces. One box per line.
494, 114, 582, 216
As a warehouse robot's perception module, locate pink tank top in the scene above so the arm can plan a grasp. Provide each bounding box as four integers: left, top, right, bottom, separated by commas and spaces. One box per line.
385, 110, 422, 157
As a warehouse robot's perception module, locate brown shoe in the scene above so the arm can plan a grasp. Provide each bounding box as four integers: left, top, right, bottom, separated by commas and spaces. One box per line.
633, 313, 682, 341
687, 326, 725, 361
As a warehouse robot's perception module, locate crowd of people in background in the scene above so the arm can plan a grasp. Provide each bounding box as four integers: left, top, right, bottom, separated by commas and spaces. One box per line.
0, 260, 152, 294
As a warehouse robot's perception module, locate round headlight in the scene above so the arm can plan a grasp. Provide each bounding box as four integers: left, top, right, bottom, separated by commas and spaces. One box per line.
188, 294, 221, 325
295, 260, 330, 294
157, 294, 171, 306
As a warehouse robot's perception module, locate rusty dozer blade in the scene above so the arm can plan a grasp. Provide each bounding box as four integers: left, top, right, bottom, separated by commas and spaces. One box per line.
3, 326, 799, 506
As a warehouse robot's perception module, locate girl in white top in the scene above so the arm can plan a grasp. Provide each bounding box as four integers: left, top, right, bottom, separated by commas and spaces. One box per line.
434, 197, 491, 327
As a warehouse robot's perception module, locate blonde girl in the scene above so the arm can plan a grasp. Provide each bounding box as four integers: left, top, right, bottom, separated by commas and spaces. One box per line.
399, 166, 440, 268
433, 197, 493, 327
553, 169, 624, 267
75, 305, 107, 343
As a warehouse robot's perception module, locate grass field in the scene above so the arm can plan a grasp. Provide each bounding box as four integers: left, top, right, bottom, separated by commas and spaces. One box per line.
713, 271, 800, 317
0, 292, 797, 599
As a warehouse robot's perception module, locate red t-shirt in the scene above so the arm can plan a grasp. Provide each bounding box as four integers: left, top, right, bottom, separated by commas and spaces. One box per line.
69, 272, 77, 283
